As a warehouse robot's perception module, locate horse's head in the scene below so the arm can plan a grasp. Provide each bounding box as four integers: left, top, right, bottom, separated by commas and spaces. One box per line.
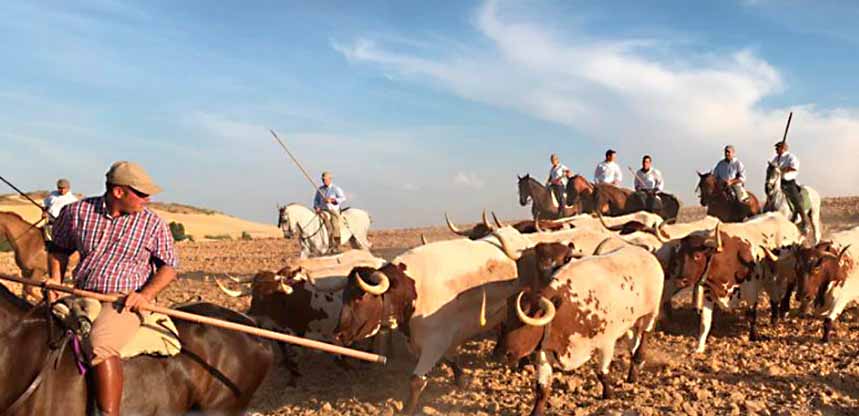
695, 171, 718, 206
517, 174, 532, 206
565, 175, 592, 206
277, 205, 294, 239
765, 161, 780, 195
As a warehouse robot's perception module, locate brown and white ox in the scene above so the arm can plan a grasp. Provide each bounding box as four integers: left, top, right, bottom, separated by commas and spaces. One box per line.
794, 226, 858, 342
444, 211, 565, 240
497, 244, 663, 416
216, 251, 386, 377
670, 213, 803, 353
334, 226, 544, 415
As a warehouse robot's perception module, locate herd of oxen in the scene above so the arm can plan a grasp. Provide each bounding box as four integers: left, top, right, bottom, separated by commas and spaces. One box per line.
0, 171, 854, 416
204, 171, 854, 415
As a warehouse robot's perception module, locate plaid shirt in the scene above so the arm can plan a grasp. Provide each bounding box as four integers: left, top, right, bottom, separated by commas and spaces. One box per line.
51, 196, 177, 294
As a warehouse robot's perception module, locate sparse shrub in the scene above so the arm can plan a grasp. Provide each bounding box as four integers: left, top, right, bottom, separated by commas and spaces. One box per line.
240, 231, 253, 241
204, 234, 233, 241
169, 222, 192, 242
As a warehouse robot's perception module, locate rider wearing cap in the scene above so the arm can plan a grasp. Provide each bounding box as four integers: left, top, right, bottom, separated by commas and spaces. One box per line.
773, 141, 808, 229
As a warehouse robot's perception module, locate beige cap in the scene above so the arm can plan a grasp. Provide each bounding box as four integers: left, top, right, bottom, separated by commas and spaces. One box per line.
56, 178, 70, 189
105, 161, 162, 196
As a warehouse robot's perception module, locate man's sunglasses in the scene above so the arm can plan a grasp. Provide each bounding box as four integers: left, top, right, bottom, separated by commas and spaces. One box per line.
126, 186, 149, 199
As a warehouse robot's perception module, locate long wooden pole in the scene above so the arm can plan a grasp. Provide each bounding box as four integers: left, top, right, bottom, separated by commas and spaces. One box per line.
781, 111, 793, 144
0, 175, 54, 220
0, 274, 386, 364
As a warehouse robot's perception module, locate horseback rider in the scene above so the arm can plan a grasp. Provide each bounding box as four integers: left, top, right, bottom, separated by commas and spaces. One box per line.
42, 178, 78, 241
773, 141, 809, 230
633, 155, 664, 212
314, 171, 346, 254
712, 145, 748, 202
46, 161, 177, 416
546, 153, 572, 216
594, 149, 623, 186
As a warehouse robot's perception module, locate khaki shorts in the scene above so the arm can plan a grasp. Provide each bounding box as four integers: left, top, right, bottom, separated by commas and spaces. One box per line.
89, 301, 147, 365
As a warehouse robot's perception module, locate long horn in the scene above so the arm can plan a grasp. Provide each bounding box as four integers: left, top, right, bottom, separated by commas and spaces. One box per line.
420, 234, 429, 245
515, 291, 556, 327
445, 213, 469, 236
761, 246, 779, 262
495, 231, 520, 260
491, 211, 506, 228
593, 237, 614, 255
279, 279, 295, 295
356, 271, 390, 296
596, 210, 611, 231
215, 277, 251, 297
824, 245, 852, 262
715, 223, 723, 253
653, 221, 670, 243
227, 274, 255, 284
479, 288, 487, 327
482, 209, 495, 230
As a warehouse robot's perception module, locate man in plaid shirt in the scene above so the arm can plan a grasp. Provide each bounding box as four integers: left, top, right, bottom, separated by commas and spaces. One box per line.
48, 161, 177, 416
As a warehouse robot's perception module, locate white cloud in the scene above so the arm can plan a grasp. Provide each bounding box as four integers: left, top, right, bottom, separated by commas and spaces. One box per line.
333, 0, 859, 200
453, 172, 486, 189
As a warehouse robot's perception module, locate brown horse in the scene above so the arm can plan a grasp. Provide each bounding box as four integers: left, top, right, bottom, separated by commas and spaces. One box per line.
0, 282, 274, 415
516, 175, 578, 220
0, 212, 48, 299
565, 177, 681, 222
695, 172, 761, 222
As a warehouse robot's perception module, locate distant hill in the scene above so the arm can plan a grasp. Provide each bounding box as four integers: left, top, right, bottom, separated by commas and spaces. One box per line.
0, 191, 279, 241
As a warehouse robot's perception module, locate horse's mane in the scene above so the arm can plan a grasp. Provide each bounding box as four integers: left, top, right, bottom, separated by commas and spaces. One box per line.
0, 211, 29, 223
0, 282, 33, 311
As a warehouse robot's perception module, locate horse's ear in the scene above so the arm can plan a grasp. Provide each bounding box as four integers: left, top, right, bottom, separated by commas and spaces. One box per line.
517, 174, 522, 180
524, 173, 530, 179
696, 171, 706, 178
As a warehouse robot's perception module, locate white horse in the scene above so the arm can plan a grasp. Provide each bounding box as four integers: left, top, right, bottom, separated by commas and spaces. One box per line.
277, 203, 372, 258
764, 161, 822, 244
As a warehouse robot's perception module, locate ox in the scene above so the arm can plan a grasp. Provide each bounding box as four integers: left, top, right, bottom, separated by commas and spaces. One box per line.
216, 251, 385, 376
671, 213, 803, 353
795, 226, 858, 342
497, 244, 663, 416
334, 226, 537, 415
444, 211, 564, 240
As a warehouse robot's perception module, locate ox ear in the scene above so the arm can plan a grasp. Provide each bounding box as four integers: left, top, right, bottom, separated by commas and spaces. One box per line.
396, 263, 407, 272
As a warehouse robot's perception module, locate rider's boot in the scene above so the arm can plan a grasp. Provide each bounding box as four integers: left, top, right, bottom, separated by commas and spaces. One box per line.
94, 356, 123, 415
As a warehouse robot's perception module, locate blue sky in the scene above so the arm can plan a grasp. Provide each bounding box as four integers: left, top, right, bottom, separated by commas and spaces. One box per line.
2, 0, 858, 228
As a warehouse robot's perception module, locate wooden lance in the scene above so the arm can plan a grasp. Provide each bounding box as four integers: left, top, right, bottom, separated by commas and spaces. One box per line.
0, 274, 386, 364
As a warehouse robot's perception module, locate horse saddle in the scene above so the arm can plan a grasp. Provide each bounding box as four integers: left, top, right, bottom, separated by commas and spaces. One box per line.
52, 297, 182, 361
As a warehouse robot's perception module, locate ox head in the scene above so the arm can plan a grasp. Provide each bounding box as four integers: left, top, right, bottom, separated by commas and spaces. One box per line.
494, 242, 579, 364
334, 264, 416, 346
517, 174, 532, 206
795, 242, 852, 311
672, 224, 765, 297
445, 211, 497, 240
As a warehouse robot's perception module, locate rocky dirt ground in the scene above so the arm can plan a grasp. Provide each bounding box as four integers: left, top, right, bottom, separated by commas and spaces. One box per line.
2, 198, 859, 415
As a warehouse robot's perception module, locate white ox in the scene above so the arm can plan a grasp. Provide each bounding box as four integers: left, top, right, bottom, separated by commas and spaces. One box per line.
277, 203, 372, 258
497, 245, 663, 415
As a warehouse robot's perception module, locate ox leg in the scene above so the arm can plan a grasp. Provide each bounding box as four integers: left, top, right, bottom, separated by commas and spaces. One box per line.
595, 343, 616, 399
695, 300, 714, 354
627, 331, 648, 383
822, 318, 833, 343
403, 339, 450, 415
747, 305, 766, 342
779, 281, 795, 320
442, 352, 469, 388
769, 299, 780, 326
403, 375, 428, 416
530, 350, 553, 416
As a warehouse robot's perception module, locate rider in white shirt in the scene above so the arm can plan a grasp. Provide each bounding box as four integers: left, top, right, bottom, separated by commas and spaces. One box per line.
773, 141, 808, 229
43, 178, 78, 240
594, 149, 623, 186
632, 155, 664, 212
546, 153, 571, 216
